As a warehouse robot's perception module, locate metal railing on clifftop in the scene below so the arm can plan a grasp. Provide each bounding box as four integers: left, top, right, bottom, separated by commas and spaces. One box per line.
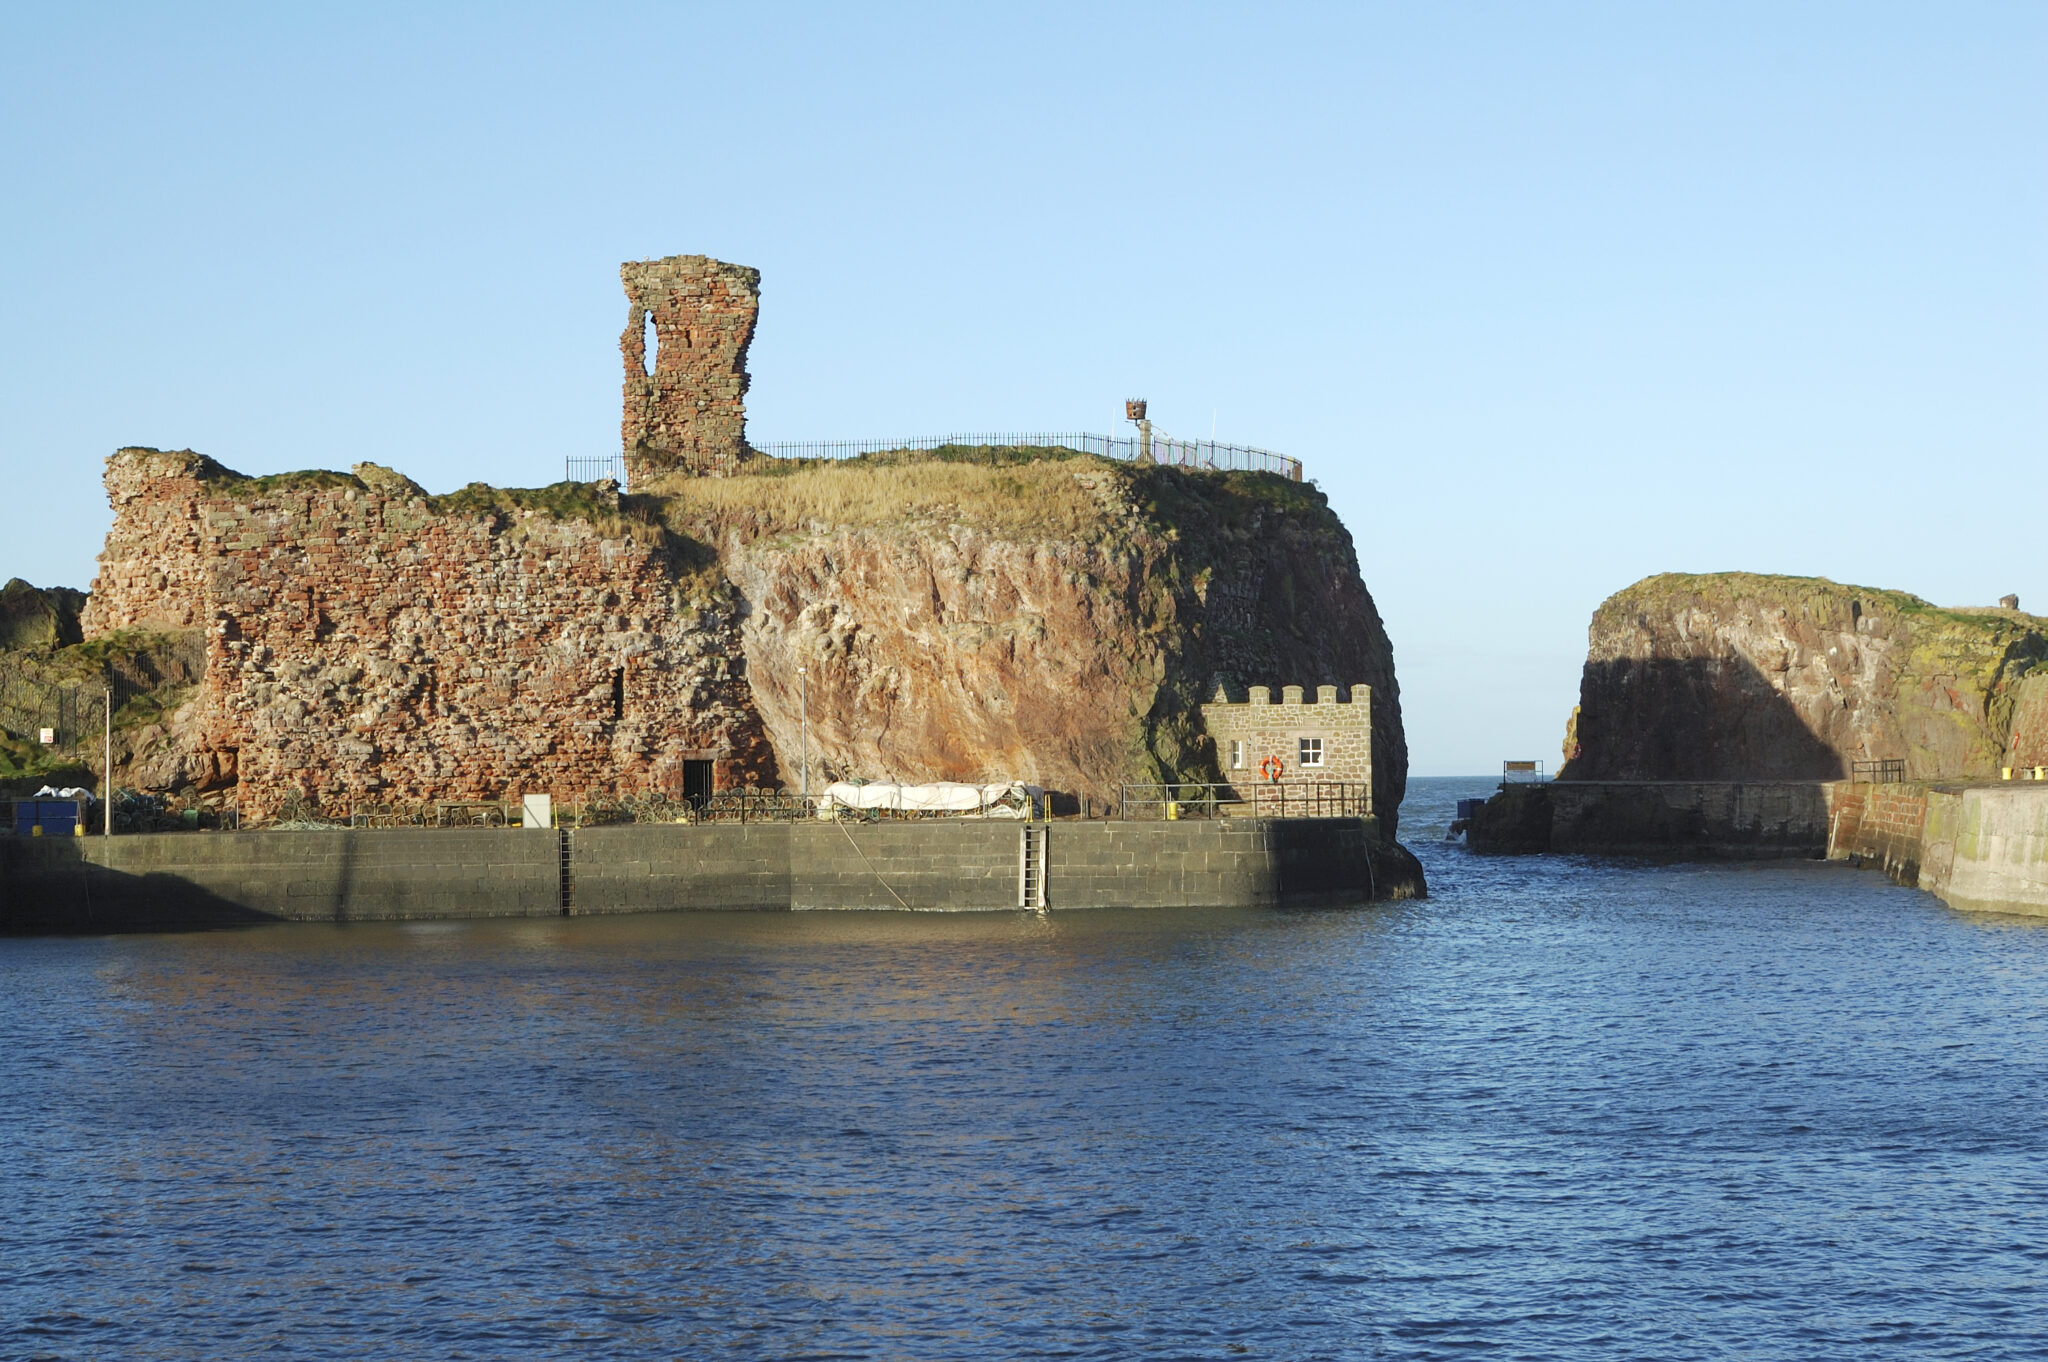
751, 432, 1304, 481
567, 432, 1304, 490
565, 454, 629, 485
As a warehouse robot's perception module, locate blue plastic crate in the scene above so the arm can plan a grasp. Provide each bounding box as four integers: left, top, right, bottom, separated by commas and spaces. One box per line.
14, 800, 81, 837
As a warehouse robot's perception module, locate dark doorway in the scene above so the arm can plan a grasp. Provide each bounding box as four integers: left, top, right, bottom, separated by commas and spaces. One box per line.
682, 759, 714, 810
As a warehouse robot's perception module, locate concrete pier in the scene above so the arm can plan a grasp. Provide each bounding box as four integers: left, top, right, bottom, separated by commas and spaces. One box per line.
1466, 777, 2048, 918
1831, 782, 2048, 917
1, 817, 1410, 933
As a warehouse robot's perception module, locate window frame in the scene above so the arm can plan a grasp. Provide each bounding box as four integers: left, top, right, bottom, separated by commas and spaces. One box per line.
1298, 736, 1325, 769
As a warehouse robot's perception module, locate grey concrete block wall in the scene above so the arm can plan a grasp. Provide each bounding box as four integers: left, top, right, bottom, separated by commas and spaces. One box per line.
1917, 787, 2048, 917
1048, 821, 1280, 908
790, 822, 1020, 910
4, 817, 1386, 932
569, 823, 1025, 913
572, 824, 793, 913
1, 829, 559, 931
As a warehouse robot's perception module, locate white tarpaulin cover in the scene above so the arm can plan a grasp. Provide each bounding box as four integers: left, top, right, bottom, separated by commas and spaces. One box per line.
815, 781, 1042, 818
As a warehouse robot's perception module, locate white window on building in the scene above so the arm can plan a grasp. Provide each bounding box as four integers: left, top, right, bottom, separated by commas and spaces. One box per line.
1229, 740, 1246, 769
1299, 737, 1324, 768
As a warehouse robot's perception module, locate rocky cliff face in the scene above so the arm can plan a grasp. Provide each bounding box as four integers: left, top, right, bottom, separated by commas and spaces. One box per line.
659, 452, 1405, 827
0, 579, 86, 653
1560, 573, 2048, 781
68, 446, 1407, 829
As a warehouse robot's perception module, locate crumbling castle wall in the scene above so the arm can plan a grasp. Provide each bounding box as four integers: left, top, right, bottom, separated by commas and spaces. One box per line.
82, 448, 776, 817
621, 255, 760, 483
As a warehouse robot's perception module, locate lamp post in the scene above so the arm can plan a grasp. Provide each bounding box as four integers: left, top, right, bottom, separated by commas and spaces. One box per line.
103, 685, 112, 837
797, 666, 808, 805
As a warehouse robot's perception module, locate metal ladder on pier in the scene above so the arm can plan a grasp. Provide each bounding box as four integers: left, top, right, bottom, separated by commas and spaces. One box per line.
558, 827, 575, 915
1018, 824, 1047, 909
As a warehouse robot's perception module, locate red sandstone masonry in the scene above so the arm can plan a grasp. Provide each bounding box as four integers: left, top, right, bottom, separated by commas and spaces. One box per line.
82, 449, 776, 819
621, 255, 759, 482
1827, 781, 1930, 879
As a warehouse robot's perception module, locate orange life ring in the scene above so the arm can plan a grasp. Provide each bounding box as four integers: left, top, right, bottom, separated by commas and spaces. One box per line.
1259, 755, 1284, 783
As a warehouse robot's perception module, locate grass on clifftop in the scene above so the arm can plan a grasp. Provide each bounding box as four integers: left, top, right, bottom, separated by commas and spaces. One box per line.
649, 450, 1325, 544
1609, 572, 2046, 634
166, 450, 668, 545
653, 455, 1122, 541
159, 443, 1328, 549
428, 482, 670, 545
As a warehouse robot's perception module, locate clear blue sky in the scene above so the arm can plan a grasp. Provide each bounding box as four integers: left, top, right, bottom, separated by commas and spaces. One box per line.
3, 3, 2041, 776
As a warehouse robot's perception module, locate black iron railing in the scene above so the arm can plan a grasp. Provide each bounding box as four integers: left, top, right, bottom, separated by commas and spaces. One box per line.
1852, 759, 1907, 784
567, 432, 1304, 490
564, 454, 628, 486
751, 432, 1303, 480
1118, 781, 1370, 821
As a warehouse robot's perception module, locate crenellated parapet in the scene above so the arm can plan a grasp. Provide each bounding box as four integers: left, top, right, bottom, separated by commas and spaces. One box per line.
1200, 683, 1372, 788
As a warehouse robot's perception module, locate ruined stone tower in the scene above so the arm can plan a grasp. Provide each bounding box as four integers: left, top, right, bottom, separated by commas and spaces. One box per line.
620, 255, 760, 482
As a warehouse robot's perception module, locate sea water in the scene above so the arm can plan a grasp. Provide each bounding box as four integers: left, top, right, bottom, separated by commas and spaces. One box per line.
4, 776, 2046, 1359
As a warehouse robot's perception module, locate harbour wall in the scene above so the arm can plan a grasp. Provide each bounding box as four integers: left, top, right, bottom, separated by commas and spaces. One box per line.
1469, 778, 2048, 917
1470, 781, 1834, 858
1549, 781, 1832, 858
1832, 783, 2048, 918
0, 817, 1410, 933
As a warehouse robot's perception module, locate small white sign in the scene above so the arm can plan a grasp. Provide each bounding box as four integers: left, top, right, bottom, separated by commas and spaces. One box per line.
521, 793, 553, 829
38, 727, 55, 745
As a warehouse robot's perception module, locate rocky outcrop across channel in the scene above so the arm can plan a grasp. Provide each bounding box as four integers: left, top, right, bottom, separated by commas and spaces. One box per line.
1559, 572, 2048, 782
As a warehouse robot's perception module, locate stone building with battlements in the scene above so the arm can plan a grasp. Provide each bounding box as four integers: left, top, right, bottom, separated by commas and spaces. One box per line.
1201, 684, 1373, 804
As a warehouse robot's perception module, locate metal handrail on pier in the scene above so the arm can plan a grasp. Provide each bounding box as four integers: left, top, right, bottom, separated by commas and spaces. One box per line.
1851, 759, 1907, 784
1117, 782, 1370, 821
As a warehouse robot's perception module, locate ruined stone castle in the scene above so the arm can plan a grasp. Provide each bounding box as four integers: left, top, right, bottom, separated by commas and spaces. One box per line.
620, 256, 759, 482
77, 256, 1407, 826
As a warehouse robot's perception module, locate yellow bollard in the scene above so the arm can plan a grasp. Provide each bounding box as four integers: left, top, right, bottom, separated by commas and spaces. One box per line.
1165, 800, 1179, 821
2004, 767, 2014, 781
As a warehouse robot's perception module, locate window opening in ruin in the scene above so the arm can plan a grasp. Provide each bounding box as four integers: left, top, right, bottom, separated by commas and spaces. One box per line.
611, 668, 625, 720
682, 759, 714, 810
1229, 740, 1246, 770
1299, 737, 1324, 768
642, 312, 658, 376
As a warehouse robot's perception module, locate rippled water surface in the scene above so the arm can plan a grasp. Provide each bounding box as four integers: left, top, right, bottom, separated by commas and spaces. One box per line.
6, 776, 2048, 1359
